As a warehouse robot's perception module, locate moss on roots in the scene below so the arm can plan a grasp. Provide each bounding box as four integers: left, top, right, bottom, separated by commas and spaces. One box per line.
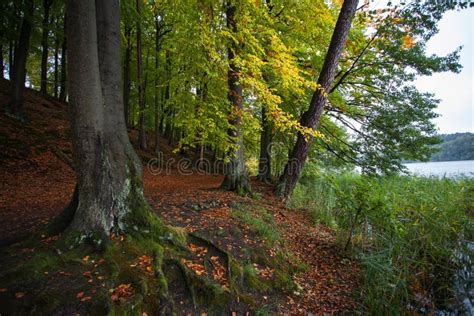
1, 166, 301, 314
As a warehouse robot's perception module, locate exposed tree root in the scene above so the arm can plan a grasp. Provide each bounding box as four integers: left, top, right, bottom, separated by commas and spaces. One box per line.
189, 232, 235, 283
52, 147, 74, 170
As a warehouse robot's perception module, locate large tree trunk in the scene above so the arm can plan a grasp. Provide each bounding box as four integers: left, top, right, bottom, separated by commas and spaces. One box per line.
40, 0, 52, 94
220, 2, 251, 194
63, 0, 147, 236
276, 0, 358, 199
59, 16, 67, 101
258, 106, 272, 182
7, 0, 34, 121
136, 0, 147, 150
123, 24, 131, 128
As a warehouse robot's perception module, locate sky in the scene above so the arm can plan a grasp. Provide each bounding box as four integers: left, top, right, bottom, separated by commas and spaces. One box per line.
370, 0, 474, 134
415, 7, 473, 134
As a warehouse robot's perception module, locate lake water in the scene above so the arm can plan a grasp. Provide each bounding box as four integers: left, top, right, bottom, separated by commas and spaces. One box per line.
403, 160, 474, 178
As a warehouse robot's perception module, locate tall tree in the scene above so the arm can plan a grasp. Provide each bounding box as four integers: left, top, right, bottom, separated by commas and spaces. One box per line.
40, 0, 52, 94
220, 1, 251, 194
7, 0, 34, 121
59, 15, 67, 101
154, 15, 161, 154
276, 0, 358, 199
258, 106, 272, 182
8, 40, 14, 80
57, 0, 151, 235
53, 17, 59, 97
136, 0, 147, 150
0, 45, 4, 79
319, 2, 461, 174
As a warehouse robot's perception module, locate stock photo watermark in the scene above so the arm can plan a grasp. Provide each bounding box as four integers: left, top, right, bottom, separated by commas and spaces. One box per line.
146, 141, 305, 176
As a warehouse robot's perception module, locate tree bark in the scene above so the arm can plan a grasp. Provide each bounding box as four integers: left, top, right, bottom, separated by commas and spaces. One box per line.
276, 0, 358, 199
136, 0, 147, 150
258, 106, 272, 182
8, 40, 14, 80
0, 45, 4, 79
123, 24, 131, 128
220, 1, 251, 194
63, 0, 147, 236
40, 0, 52, 94
53, 23, 59, 98
59, 16, 67, 101
197, 81, 208, 169
7, 0, 34, 121
154, 18, 160, 154
163, 50, 172, 143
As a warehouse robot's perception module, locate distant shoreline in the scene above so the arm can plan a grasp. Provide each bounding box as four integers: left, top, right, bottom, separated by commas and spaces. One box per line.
403, 159, 474, 164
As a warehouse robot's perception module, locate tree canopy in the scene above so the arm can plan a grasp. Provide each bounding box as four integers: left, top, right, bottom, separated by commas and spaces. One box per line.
0, 0, 465, 188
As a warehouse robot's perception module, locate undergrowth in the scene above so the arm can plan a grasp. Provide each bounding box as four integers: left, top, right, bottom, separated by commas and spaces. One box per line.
289, 168, 474, 313
231, 203, 280, 246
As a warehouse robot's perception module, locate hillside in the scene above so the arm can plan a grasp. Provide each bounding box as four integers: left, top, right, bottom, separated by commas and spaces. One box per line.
431, 133, 474, 162
0, 79, 359, 314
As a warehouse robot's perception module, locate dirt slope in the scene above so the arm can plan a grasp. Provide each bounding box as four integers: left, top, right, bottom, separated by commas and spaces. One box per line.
0, 79, 359, 314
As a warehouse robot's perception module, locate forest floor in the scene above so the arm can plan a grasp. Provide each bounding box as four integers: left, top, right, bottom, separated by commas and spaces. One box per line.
0, 79, 360, 314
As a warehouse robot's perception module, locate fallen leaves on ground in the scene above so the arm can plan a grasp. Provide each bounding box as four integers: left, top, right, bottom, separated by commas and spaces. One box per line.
210, 256, 230, 289
111, 283, 134, 303
188, 243, 208, 257
181, 259, 207, 276
253, 263, 274, 279
130, 255, 154, 275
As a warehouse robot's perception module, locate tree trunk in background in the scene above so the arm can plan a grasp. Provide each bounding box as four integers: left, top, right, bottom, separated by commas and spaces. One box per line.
163, 50, 171, 143
54, 27, 59, 98
40, 0, 52, 94
258, 106, 272, 182
59, 0, 147, 236
8, 41, 14, 79
154, 89, 160, 154
0, 45, 4, 79
195, 81, 208, 169
168, 111, 175, 145
123, 24, 131, 128
276, 0, 358, 199
136, 0, 147, 150
59, 16, 67, 101
7, 0, 34, 121
154, 18, 160, 154
220, 1, 251, 194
